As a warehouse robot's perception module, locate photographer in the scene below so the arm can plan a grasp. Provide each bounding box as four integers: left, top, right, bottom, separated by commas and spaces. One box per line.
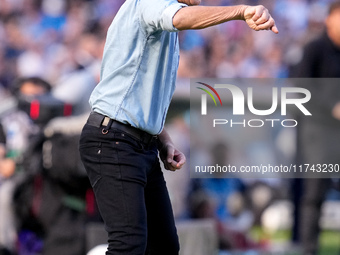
1, 77, 92, 255
0, 77, 51, 254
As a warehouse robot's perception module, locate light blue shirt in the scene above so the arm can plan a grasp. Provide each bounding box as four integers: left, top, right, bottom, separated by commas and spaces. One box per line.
89, 0, 187, 135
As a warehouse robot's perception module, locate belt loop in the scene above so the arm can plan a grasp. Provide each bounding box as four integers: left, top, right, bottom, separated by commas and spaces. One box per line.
102, 117, 113, 135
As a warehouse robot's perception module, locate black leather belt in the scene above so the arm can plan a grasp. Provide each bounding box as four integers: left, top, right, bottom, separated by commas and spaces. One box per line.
87, 112, 158, 145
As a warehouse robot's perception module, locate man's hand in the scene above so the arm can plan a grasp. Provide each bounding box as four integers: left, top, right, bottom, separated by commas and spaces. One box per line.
158, 129, 186, 171
159, 142, 186, 171
244, 5, 279, 34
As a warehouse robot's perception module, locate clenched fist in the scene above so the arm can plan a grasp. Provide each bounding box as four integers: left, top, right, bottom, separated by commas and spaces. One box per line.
244, 5, 279, 34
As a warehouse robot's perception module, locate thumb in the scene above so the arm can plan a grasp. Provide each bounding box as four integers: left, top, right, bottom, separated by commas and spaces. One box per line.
271, 24, 279, 34
175, 153, 186, 168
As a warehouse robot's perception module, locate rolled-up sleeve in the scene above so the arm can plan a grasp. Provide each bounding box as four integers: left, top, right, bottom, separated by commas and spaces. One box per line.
139, 0, 187, 34
160, 3, 187, 32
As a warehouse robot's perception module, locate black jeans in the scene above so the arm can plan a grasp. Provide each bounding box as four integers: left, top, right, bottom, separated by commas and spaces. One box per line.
79, 123, 179, 255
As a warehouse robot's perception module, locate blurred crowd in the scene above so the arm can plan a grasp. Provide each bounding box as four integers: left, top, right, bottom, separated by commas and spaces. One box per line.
0, 0, 336, 92
0, 0, 339, 255
177, 0, 333, 79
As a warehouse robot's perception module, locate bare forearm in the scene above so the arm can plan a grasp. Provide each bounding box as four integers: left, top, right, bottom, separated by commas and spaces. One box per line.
173, 5, 247, 30
173, 4, 278, 34
158, 129, 174, 149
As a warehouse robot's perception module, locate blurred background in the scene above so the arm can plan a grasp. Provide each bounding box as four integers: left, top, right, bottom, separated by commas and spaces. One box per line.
0, 0, 339, 255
